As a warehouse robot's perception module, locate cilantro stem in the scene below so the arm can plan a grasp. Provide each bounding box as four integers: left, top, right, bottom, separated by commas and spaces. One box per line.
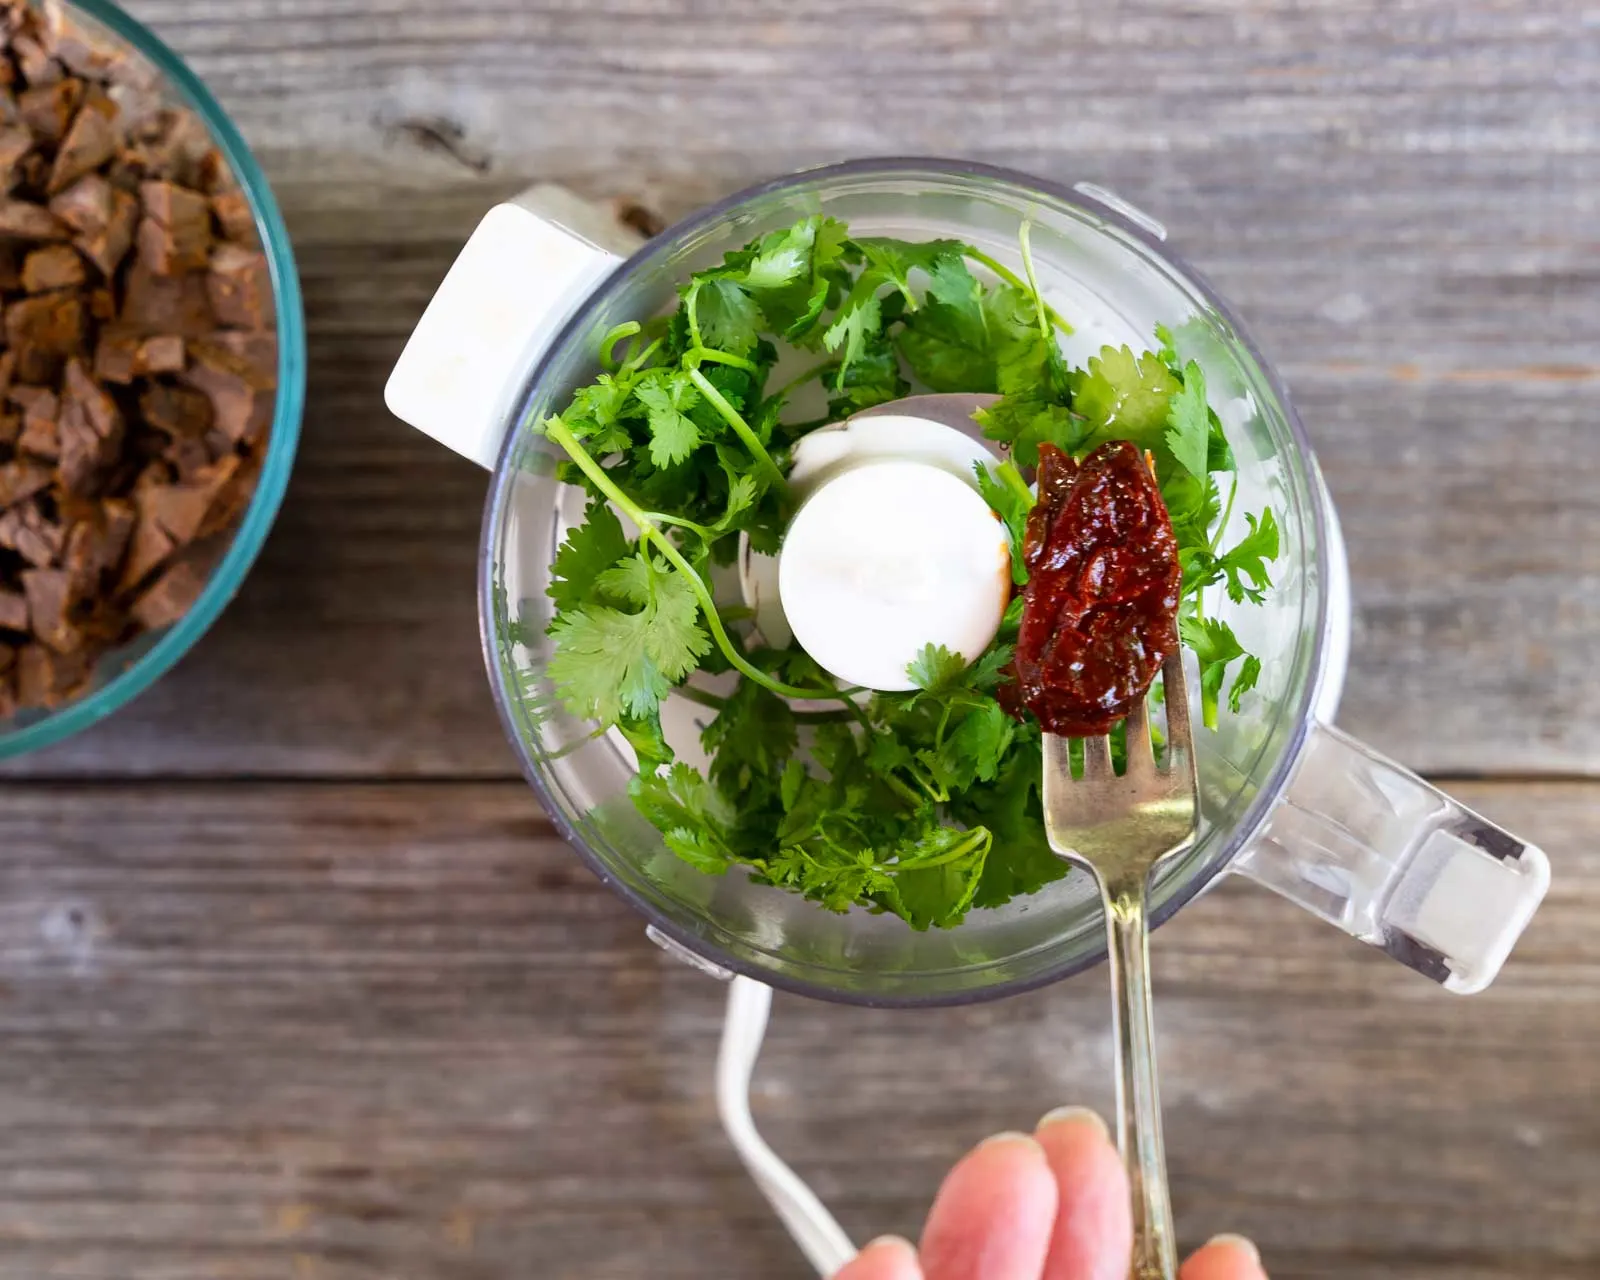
643, 511, 715, 541
544, 416, 833, 704
1210, 473, 1239, 553
599, 322, 642, 372
1017, 221, 1054, 351
686, 367, 790, 497
687, 346, 759, 373
964, 247, 1073, 336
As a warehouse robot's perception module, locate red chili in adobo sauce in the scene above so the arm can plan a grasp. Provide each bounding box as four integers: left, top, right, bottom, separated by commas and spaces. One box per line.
1014, 441, 1181, 736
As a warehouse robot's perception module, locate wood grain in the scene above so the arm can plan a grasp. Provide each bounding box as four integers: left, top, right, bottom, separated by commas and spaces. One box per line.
0, 0, 1592, 776
0, 777, 1589, 1279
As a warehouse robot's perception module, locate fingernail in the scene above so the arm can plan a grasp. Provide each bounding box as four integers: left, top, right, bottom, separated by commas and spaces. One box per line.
977, 1130, 1043, 1153
1035, 1105, 1110, 1140
861, 1235, 916, 1259
1206, 1234, 1261, 1264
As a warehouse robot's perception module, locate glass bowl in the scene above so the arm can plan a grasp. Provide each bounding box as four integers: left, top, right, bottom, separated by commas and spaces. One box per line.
0, 0, 306, 760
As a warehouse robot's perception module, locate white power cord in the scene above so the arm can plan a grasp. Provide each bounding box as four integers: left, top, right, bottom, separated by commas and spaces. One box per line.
717, 976, 857, 1276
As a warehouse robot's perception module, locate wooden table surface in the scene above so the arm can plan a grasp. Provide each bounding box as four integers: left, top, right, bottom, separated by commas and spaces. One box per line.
0, 2, 1595, 1276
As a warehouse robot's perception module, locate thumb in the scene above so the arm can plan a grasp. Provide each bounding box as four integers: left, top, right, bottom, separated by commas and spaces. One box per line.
1180, 1234, 1269, 1280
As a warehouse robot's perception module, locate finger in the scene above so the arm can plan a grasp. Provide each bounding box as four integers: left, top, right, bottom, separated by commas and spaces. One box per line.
833, 1235, 924, 1280
1033, 1107, 1132, 1280
1180, 1235, 1269, 1280
919, 1132, 1058, 1280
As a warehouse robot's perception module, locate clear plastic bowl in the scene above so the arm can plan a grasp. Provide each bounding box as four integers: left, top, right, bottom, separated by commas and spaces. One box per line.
0, 0, 306, 760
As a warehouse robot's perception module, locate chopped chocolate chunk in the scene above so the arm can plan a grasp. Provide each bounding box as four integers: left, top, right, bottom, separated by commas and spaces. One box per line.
20, 242, 86, 292
6, 288, 84, 352
183, 339, 272, 440
130, 558, 204, 630
121, 256, 211, 335
0, 199, 66, 239
48, 93, 117, 193
12, 34, 60, 88
22, 567, 79, 652
139, 381, 211, 437
116, 505, 174, 591
15, 641, 86, 708
208, 328, 276, 380
49, 172, 111, 236
0, 123, 30, 191
0, 497, 63, 567
0, 413, 19, 445
73, 184, 136, 275
0, 586, 25, 631
138, 179, 211, 275
139, 333, 184, 372
17, 76, 81, 142
93, 327, 137, 383
0, 459, 50, 506
210, 188, 254, 241
207, 242, 271, 329
162, 434, 210, 479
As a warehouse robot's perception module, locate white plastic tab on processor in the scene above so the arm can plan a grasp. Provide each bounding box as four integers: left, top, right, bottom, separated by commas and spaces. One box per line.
1387, 828, 1550, 996
384, 198, 624, 469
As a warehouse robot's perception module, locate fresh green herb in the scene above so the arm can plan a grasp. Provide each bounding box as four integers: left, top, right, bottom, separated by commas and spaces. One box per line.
533, 213, 1279, 931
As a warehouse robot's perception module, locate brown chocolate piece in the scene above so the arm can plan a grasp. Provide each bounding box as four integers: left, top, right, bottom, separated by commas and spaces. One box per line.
0, 123, 31, 191
15, 642, 87, 708
11, 384, 57, 460
130, 558, 204, 630
6, 288, 84, 352
210, 188, 254, 241
138, 381, 212, 437
22, 567, 79, 652
93, 328, 137, 383
0, 460, 50, 506
49, 172, 111, 236
139, 334, 184, 373
183, 340, 272, 440
17, 77, 80, 142
116, 506, 175, 592
12, 34, 61, 88
0, 413, 19, 446
208, 328, 277, 380
56, 357, 123, 493
138, 179, 212, 275
0, 199, 66, 239
0, 498, 63, 568
20, 243, 85, 292
206, 243, 272, 329
163, 435, 211, 479
121, 257, 211, 336
0, 587, 26, 632
48, 94, 117, 193
74, 185, 136, 275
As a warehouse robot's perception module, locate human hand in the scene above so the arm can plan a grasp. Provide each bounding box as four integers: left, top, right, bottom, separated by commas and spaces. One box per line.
834, 1107, 1266, 1280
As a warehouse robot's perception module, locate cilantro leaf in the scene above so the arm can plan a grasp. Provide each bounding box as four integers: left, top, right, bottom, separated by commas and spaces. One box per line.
1071, 345, 1179, 447
825, 333, 909, 418
629, 763, 736, 874
822, 277, 883, 373
1179, 615, 1250, 730
941, 701, 1016, 789
701, 676, 798, 797
1217, 509, 1280, 604
974, 460, 1033, 585
546, 499, 630, 614
906, 643, 970, 694
1164, 360, 1210, 479
1228, 654, 1262, 713
694, 277, 762, 353
634, 371, 702, 467
976, 394, 1088, 468
548, 554, 711, 724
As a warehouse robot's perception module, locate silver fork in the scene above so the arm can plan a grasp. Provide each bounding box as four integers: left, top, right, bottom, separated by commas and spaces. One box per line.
1042, 646, 1199, 1280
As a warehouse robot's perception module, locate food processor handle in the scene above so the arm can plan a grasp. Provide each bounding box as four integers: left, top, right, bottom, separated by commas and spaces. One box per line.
383, 185, 643, 469
1229, 722, 1549, 993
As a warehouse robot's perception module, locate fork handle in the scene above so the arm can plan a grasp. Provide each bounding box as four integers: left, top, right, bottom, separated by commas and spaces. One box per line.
1104, 879, 1179, 1280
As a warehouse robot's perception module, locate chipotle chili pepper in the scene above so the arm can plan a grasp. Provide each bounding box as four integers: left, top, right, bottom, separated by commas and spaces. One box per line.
1014, 441, 1181, 736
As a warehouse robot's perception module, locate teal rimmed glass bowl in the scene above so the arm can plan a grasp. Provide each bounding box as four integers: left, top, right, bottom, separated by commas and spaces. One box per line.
0, 0, 306, 760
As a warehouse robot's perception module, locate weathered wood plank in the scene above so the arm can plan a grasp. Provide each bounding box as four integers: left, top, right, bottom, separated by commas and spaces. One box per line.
0, 0, 1585, 776
0, 777, 1590, 1278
